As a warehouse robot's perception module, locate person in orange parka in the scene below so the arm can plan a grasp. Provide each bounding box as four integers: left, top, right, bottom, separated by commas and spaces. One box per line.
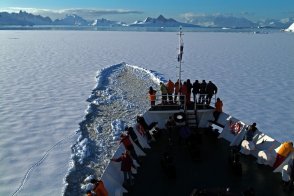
86, 179, 108, 196
273, 141, 294, 169
213, 97, 223, 121
180, 82, 188, 105
148, 86, 157, 107
166, 79, 175, 104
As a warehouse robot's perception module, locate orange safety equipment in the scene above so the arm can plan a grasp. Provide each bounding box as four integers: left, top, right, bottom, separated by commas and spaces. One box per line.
277, 142, 294, 157
215, 100, 223, 112
166, 80, 175, 94
229, 120, 242, 135
175, 81, 181, 93
93, 180, 108, 196
149, 92, 156, 101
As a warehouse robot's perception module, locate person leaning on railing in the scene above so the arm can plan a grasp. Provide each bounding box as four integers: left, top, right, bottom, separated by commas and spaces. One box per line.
125, 126, 145, 152
119, 133, 139, 163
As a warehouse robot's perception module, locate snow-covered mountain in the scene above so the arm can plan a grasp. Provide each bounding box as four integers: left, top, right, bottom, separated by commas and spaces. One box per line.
185, 15, 294, 29
92, 18, 126, 27
130, 15, 199, 27
214, 16, 255, 28
0, 11, 52, 26
53, 14, 89, 26
1, 11, 294, 30
284, 22, 294, 32
185, 15, 256, 28
257, 18, 294, 29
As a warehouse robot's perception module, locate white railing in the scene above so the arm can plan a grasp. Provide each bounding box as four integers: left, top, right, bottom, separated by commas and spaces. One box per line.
149, 94, 186, 110
149, 93, 217, 110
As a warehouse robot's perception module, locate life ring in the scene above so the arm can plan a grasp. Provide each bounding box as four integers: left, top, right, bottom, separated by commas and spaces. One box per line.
229, 120, 242, 135
174, 112, 186, 123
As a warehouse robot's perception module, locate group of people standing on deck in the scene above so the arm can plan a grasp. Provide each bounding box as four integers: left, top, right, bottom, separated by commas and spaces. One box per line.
148, 79, 218, 107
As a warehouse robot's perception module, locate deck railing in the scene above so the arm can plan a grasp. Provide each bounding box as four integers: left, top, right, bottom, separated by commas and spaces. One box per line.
149, 93, 217, 111
150, 94, 187, 110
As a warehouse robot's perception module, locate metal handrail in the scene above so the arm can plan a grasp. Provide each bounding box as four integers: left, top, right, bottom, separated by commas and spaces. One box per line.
149, 94, 186, 110
193, 93, 217, 109
149, 93, 217, 110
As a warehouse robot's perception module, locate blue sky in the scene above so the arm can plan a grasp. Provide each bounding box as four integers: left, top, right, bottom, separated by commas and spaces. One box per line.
0, 0, 293, 22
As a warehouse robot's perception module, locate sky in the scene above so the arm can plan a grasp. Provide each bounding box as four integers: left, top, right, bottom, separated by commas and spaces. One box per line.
0, 0, 294, 22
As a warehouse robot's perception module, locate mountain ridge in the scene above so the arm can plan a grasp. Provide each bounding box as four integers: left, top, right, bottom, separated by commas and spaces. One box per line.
0, 10, 293, 29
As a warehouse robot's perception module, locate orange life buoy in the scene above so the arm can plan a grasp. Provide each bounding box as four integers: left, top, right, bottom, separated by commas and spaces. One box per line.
229, 120, 242, 135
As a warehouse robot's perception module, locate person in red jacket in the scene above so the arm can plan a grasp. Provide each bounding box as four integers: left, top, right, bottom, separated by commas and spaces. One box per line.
120, 133, 139, 162
111, 150, 136, 185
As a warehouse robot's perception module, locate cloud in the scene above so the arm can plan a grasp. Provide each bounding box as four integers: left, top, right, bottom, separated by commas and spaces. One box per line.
179, 12, 257, 27
180, 12, 258, 23
0, 7, 143, 20
180, 12, 220, 23
180, 12, 248, 20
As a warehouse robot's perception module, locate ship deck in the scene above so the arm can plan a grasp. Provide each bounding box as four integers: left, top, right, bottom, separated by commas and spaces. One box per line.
124, 126, 294, 196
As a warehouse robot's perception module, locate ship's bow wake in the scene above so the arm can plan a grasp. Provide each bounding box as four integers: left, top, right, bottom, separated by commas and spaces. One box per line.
63, 62, 163, 195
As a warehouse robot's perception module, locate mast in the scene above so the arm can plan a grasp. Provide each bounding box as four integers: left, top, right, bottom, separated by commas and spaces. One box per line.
177, 27, 184, 94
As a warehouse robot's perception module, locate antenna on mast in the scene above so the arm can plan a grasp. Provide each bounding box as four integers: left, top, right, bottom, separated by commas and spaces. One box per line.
177, 27, 184, 92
